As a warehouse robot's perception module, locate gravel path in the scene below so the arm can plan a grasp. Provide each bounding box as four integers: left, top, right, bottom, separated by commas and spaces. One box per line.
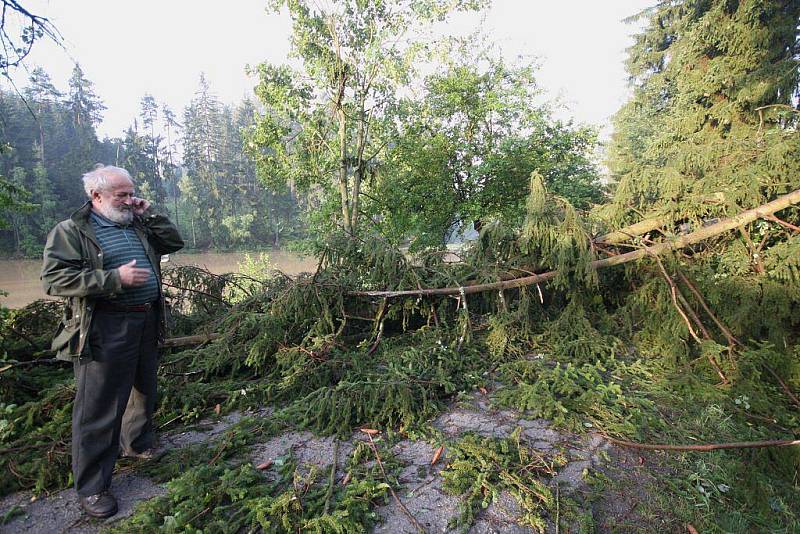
0, 395, 655, 533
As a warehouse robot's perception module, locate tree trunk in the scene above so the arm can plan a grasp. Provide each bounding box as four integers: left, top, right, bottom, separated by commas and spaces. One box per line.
337, 106, 351, 235
350, 98, 367, 233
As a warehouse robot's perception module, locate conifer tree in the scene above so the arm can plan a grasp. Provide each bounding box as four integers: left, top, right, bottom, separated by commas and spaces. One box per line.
181, 75, 225, 247
139, 94, 165, 206
67, 64, 105, 130
608, 0, 800, 231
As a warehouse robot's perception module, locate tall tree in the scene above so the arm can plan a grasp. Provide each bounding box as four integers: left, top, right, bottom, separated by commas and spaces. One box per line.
605, 0, 800, 347
67, 63, 105, 130
250, 0, 487, 236
161, 103, 181, 224
181, 74, 225, 247
138, 94, 165, 206
25, 67, 63, 163
607, 0, 800, 230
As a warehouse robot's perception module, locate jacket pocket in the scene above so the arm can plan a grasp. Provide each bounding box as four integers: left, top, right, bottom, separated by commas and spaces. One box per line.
51, 317, 80, 352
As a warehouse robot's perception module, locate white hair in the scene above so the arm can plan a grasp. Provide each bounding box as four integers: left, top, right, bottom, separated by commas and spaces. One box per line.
82, 164, 134, 198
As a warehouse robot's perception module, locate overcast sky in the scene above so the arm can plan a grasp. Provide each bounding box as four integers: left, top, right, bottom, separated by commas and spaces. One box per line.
6, 0, 653, 139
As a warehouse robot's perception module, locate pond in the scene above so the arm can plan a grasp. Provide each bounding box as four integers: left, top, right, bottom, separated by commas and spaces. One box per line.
0, 250, 317, 309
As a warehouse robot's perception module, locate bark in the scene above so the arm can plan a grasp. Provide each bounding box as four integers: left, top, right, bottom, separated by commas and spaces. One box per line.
595, 217, 666, 245
351, 98, 367, 233
595, 192, 728, 245
337, 105, 351, 234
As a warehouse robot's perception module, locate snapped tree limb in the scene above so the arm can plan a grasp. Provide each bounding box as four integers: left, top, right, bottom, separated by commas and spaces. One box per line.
349, 188, 800, 298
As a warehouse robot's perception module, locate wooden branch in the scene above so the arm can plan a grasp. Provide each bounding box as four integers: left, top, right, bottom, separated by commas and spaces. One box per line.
754, 104, 800, 114
600, 434, 800, 452
763, 365, 800, 410
595, 193, 727, 245
0, 358, 61, 372
350, 189, 800, 298
675, 270, 742, 347
1, 333, 223, 367
649, 253, 728, 383
161, 333, 221, 348
762, 213, 800, 234
162, 282, 231, 307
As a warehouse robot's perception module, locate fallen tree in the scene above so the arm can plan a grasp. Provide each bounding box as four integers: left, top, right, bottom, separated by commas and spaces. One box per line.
1, 180, 797, 533
350, 188, 800, 298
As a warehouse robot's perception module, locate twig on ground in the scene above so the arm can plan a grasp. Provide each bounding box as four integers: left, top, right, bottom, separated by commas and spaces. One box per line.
599, 434, 800, 451
763, 364, 800, 409
157, 413, 184, 430
364, 433, 425, 533
324, 440, 339, 515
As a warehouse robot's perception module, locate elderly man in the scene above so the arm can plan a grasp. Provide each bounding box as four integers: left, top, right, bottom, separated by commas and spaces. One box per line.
41, 165, 183, 518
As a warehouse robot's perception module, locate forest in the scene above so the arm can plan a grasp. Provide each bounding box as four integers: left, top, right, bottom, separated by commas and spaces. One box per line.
1, 0, 799, 532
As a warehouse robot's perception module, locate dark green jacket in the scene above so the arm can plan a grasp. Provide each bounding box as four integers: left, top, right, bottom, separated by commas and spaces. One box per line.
41, 201, 184, 361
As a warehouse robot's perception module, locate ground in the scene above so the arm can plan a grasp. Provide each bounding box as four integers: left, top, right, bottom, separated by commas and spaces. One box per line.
0, 392, 666, 533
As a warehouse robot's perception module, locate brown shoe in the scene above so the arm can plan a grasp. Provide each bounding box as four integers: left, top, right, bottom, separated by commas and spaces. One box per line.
79, 491, 118, 518
120, 447, 164, 461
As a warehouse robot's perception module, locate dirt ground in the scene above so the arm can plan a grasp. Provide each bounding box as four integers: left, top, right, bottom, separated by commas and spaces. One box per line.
0, 394, 665, 533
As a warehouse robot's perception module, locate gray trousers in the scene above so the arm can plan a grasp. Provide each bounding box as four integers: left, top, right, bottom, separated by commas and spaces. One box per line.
72, 306, 159, 496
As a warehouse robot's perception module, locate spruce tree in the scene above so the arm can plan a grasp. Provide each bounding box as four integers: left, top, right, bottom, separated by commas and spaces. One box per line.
607, 0, 799, 230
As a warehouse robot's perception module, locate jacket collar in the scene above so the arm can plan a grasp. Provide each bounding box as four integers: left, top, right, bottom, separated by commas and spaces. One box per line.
70, 201, 94, 226
69, 201, 103, 247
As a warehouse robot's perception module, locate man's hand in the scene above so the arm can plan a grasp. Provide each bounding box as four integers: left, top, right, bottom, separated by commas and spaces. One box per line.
131, 197, 151, 216
118, 259, 151, 287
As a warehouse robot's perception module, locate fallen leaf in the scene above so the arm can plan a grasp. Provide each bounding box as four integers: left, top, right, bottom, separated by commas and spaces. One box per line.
214, 404, 221, 415
360, 428, 380, 435
431, 445, 444, 465
687, 524, 699, 534
341, 472, 352, 485
256, 460, 273, 470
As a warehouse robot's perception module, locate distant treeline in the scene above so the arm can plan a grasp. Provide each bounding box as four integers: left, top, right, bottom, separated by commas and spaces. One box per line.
2, 47, 610, 257
0, 67, 301, 256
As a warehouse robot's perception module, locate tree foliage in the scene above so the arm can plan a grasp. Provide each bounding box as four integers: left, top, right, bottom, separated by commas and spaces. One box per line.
370, 42, 604, 249
249, 0, 489, 236
0, 69, 302, 255
607, 0, 800, 230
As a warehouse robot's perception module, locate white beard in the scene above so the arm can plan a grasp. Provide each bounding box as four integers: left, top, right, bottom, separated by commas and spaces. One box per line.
98, 203, 133, 225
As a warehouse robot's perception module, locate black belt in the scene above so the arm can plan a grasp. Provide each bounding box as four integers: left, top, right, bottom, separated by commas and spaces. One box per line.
94, 300, 157, 313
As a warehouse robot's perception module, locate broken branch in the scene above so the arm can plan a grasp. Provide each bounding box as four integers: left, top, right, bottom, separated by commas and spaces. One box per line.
350, 189, 800, 298
600, 434, 800, 452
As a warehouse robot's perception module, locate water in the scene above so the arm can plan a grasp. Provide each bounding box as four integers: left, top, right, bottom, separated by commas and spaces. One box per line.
0, 251, 317, 309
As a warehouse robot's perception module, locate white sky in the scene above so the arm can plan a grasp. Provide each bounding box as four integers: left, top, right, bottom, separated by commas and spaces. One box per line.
6, 0, 653, 140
